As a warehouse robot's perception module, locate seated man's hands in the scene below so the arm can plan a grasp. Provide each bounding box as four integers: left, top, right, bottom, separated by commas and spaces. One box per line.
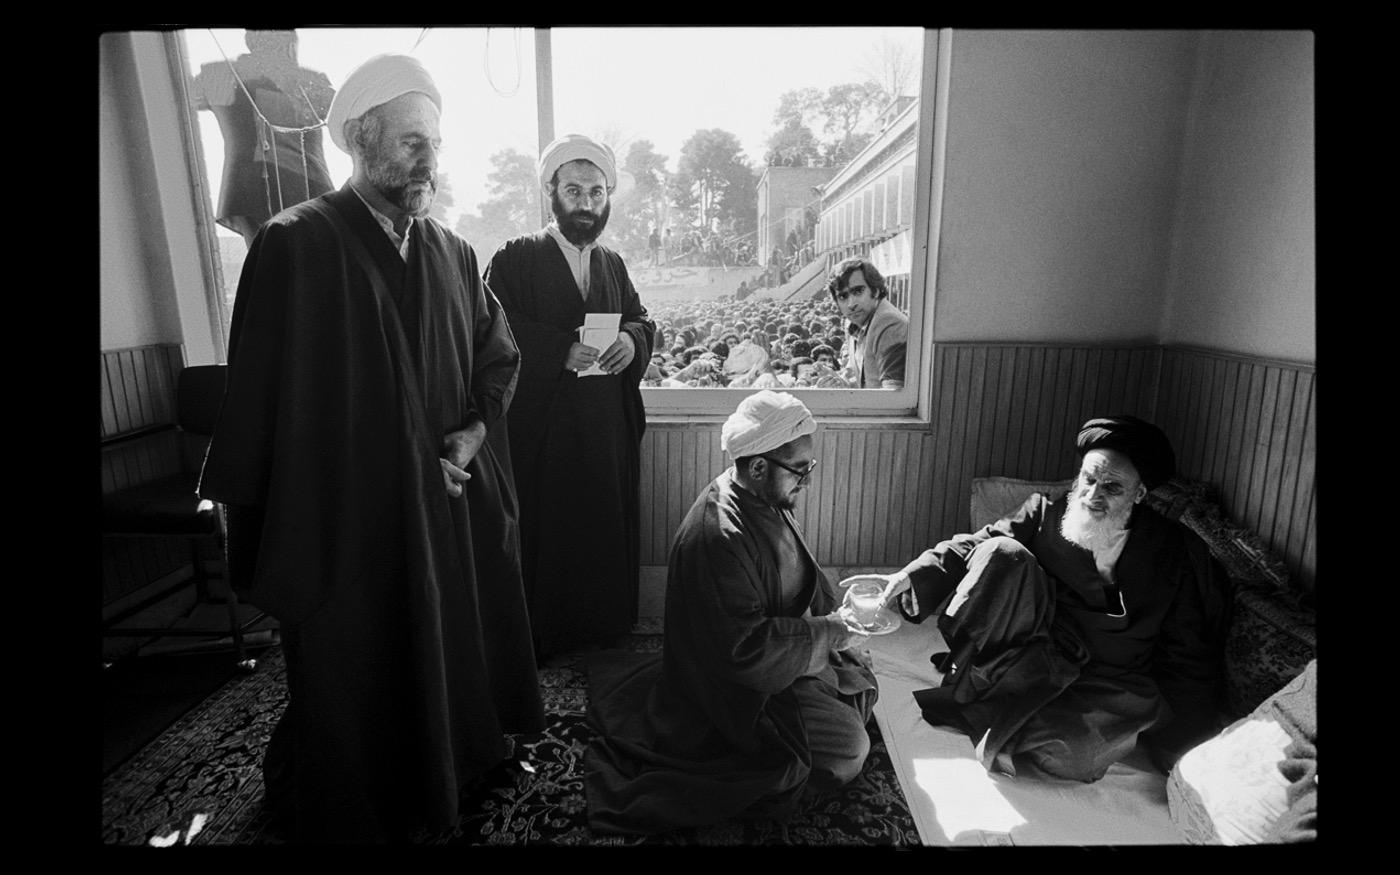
879, 571, 919, 616
825, 611, 871, 651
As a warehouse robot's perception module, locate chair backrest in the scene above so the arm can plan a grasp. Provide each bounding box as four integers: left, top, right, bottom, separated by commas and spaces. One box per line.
176, 365, 227, 437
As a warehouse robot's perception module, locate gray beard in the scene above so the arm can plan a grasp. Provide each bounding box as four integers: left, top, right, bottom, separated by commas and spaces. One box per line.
373, 175, 434, 218
1059, 497, 1131, 552
365, 152, 435, 218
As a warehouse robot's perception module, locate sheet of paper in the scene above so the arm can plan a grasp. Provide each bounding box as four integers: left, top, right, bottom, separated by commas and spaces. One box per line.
576, 313, 621, 377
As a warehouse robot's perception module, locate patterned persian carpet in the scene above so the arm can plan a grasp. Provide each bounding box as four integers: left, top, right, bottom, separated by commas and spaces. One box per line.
101, 633, 920, 846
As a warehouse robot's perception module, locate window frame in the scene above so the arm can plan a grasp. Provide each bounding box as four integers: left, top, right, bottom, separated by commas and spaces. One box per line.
172, 27, 947, 421
166, 30, 232, 363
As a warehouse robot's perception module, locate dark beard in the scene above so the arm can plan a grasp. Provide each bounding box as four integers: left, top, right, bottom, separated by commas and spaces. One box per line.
551, 191, 610, 246
767, 479, 801, 511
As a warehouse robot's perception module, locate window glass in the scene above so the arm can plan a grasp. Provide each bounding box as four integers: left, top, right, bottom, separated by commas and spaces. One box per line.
180, 27, 541, 320
179, 26, 932, 414
551, 27, 925, 404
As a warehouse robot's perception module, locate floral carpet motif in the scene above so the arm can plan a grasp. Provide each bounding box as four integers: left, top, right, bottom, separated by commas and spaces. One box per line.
102, 636, 920, 846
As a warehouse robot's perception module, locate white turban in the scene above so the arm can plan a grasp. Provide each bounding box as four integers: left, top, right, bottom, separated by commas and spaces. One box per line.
721, 391, 816, 460
539, 133, 618, 191
326, 53, 442, 154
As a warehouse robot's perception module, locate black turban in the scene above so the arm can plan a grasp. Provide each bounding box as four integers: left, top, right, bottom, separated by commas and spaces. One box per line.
1075, 415, 1176, 492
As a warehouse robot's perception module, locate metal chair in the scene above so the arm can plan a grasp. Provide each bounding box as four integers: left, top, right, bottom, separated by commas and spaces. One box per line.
101, 365, 266, 671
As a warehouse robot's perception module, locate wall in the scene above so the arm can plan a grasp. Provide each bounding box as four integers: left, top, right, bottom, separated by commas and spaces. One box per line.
1161, 31, 1315, 364
932, 30, 1198, 344
758, 166, 837, 257
99, 32, 222, 364
100, 33, 182, 350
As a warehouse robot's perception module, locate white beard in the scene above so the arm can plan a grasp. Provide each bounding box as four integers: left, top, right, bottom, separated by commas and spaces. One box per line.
1060, 495, 1133, 552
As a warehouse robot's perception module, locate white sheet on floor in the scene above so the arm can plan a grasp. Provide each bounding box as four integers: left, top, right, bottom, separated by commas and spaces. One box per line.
864, 615, 1186, 846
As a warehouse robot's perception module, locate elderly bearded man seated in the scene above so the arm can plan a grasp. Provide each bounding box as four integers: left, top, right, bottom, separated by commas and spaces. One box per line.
880, 415, 1232, 782
584, 391, 878, 835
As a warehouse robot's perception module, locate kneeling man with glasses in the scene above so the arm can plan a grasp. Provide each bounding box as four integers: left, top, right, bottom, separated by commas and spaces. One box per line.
584, 390, 878, 835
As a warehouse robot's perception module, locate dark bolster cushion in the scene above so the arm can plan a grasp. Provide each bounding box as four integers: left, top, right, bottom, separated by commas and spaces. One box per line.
1147, 479, 1316, 721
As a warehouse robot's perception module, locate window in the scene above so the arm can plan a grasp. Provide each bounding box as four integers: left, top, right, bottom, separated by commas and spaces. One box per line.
180, 27, 542, 326
177, 27, 941, 418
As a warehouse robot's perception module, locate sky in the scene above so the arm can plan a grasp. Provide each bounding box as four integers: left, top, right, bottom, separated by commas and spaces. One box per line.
181, 26, 923, 232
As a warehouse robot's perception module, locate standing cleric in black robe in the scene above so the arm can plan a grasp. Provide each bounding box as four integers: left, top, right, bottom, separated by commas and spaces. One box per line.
198, 53, 544, 843
878, 415, 1232, 782
484, 134, 656, 661
584, 391, 878, 834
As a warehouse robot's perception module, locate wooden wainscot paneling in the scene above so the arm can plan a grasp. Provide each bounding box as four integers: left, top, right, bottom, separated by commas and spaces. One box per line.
101, 344, 189, 606
100, 344, 186, 495
638, 421, 936, 569
1158, 347, 1316, 593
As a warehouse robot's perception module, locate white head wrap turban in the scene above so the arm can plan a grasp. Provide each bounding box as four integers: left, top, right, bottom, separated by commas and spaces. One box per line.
326, 53, 442, 154
721, 391, 816, 460
539, 133, 618, 191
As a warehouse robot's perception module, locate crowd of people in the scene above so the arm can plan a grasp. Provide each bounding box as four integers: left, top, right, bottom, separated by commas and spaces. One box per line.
641, 251, 910, 392
641, 294, 861, 389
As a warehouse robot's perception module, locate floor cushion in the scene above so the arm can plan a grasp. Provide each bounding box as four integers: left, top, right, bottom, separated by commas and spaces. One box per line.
1166, 659, 1316, 844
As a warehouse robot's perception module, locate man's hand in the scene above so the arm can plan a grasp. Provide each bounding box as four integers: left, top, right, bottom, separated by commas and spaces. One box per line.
825, 611, 870, 652
440, 422, 486, 498
880, 571, 919, 616
440, 458, 470, 498
564, 342, 601, 373
598, 332, 636, 375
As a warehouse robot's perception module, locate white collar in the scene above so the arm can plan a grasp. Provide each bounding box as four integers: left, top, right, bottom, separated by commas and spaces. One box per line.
349, 184, 413, 253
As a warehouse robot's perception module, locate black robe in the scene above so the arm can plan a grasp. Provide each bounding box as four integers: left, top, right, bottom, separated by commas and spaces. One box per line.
199, 185, 544, 842
484, 231, 655, 656
902, 493, 1232, 775
584, 470, 878, 834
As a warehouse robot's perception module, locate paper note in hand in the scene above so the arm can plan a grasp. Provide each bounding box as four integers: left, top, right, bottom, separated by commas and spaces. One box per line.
577, 313, 621, 377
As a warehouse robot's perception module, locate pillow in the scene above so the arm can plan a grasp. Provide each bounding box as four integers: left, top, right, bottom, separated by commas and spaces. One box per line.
969, 477, 1072, 530
1167, 659, 1317, 844
1145, 478, 1316, 720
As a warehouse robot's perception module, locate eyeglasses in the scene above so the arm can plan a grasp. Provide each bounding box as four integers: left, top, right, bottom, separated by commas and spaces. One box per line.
559, 186, 608, 204
761, 455, 818, 484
